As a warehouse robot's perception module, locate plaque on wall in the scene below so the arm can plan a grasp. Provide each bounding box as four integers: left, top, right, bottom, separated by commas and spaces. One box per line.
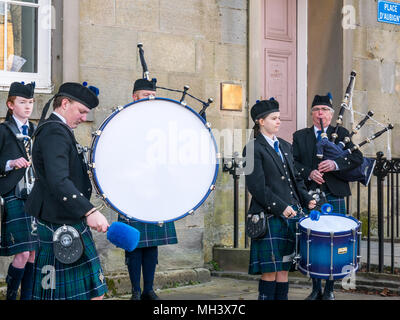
220, 83, 243, 111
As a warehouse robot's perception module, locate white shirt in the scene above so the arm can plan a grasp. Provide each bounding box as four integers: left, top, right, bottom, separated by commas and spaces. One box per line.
313, 125, 327, 137
52, 111, 67, 124
261, 134, 284, 161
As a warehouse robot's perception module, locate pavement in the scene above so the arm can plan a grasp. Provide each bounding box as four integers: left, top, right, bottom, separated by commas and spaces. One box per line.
107, 274, 400, 301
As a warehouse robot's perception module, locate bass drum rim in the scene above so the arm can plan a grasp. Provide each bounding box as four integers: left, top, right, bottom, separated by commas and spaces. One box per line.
89, 97, 219, 224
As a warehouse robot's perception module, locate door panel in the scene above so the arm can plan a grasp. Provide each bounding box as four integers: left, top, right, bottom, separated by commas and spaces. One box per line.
262, 0, 297, 142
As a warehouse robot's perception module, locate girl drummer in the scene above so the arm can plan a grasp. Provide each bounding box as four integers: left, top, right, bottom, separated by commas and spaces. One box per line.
244, 98, 316, 300
0, 81, 38, 300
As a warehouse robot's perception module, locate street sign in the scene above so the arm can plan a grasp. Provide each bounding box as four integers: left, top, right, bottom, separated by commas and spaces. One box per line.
378, 0, 400, 25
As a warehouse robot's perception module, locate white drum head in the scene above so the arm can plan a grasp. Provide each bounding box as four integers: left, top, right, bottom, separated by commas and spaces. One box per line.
91, 98, 218, 223
300, 215, 358, 233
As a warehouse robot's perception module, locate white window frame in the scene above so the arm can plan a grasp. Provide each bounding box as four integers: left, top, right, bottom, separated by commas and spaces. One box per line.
0, 0, 52, 93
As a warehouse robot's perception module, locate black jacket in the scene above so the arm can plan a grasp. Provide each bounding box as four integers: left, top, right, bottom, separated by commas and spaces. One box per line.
244, 134, 313, 217
292, 125, 364, 197
25, 113, 94, 224
0, 117, 35, 195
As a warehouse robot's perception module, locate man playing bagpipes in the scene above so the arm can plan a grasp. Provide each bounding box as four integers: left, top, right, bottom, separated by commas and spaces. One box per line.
292, 92, 364, 300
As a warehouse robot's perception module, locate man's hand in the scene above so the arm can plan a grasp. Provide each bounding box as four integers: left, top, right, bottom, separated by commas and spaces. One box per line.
86, 210, 109, 233
318, 160, 336, 173
9, 157, 30, 170
283, 206, 297, 219
308, 200, 317, 210
309, 169, 325, 185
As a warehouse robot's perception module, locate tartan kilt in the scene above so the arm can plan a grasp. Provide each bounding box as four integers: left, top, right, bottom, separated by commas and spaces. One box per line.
0, 193, 38, 256
118, 215, 178, 248
32, 219, 107, 300
325, 193, 346, 215
249, 212, 301, 275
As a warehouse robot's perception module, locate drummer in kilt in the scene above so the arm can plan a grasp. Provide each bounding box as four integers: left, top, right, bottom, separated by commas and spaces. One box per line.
117, 78, 178, 300
25, 82, 109, 300
0, 82, 38, 300
244, 99, 316, 300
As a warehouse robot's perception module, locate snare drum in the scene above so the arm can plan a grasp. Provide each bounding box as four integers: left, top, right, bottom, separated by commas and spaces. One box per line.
296, 214, 361, 280
89, 98, 219, 223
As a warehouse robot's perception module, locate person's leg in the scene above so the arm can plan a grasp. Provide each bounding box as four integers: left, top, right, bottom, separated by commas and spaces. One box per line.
305, 278, 323, 300
322, 280, 335, 300
126, 248, 143, 299
275, 271, 289, 300
141, 246, 159, 300
20, 250, 36, 300
258, 273, 276, 300
6, 252, 30, 300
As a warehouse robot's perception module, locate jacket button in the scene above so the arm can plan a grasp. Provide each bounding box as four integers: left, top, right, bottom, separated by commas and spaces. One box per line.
72, 195, 77, 199
63, 197, 67, 201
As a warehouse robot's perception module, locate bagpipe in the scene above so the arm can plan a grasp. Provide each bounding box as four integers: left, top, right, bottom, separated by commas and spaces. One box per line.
137, 43, 213, 120
316, 71, 394, 186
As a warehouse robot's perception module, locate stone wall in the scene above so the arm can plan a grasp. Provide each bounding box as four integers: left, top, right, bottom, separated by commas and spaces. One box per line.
350, 0, 400, 158
78, 0, 249, 273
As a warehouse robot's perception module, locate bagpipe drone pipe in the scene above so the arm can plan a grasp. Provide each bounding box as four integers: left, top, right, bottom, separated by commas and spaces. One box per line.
316, 71, 394, 186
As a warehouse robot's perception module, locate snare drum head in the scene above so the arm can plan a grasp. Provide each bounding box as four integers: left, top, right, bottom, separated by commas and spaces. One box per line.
91, 98, 218, 223
299, 214, 359, 233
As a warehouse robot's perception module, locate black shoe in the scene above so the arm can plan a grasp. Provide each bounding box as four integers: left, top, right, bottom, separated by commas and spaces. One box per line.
305, 278, 322, 300
130, 291, 141, 300
141, 290, 160, 300
305, 289, 323, 300
322, 291, 335, 300
322, 280, 335, 300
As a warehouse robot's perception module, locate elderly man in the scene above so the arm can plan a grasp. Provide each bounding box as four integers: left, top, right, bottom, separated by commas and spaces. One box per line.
26, 82, 109, 300
292, 93, 363, 300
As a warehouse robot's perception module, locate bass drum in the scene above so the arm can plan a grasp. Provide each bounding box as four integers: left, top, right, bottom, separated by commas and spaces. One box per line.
90, 97, 219, 223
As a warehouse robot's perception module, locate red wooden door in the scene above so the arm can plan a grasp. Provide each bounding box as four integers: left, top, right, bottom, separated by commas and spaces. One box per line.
261, 0, 297, 142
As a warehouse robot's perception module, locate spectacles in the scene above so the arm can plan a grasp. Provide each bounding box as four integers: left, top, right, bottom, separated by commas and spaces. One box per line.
312, 107, 332, 112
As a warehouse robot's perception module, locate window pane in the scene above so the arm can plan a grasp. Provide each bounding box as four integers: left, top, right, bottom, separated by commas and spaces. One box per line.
1, 3, 38, 73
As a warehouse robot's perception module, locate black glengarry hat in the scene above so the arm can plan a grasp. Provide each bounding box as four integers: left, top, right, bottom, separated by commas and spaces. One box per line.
133, 78, 157, 93
250, 98, 280, 122
57, 82, 99, 110
8, 81, 35, 99
39, 82, 100, 125
312, 92, 333, 109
